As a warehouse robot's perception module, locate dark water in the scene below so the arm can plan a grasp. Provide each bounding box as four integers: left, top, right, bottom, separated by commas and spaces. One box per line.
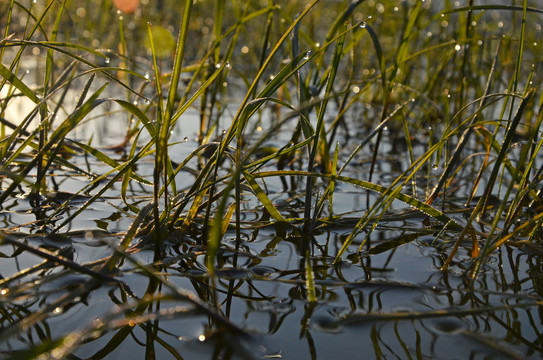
1, 127, 542, 359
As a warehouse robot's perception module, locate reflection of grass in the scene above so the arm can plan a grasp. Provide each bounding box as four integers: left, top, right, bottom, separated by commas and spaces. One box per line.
0, 0, 543, 358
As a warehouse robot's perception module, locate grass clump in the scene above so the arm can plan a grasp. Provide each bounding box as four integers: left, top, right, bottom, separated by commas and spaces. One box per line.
1, 0, 543, 358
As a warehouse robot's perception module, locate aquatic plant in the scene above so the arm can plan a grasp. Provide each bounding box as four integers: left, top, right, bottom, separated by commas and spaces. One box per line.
1, 0, 542, 358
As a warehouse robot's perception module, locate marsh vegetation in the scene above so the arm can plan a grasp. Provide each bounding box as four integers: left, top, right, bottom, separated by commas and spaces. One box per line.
1, 0, 543, 358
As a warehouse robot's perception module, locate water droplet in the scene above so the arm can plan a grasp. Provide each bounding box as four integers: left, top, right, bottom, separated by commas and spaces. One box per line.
144, 99, 151, 105
359, 22, 366, 29
198, 334, 206, 342
222, 130, 226, 135
133, 100, 138, 105
26, 69, 30, 74
383, 126, 388, 131
303, 50, 311, 60
215, 63, 221, 69
455, 44, 461, 51
225, 62, 231, 69
144, 73, 150, 80
119, 15, 124, 21
315, 42, 320, 48
54, 307, 63, 314
393, 6, 399, 11
432, 164, 439, 170
183, 137, 189, 142
105, 57, 110, 64
0, 288, 9, 295
269, 75, 275, 80
534, 42, 538, 47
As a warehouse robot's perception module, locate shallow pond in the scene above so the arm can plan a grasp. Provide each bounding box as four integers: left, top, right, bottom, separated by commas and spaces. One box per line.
1, 111, 542, 359
1, 0, 543, 359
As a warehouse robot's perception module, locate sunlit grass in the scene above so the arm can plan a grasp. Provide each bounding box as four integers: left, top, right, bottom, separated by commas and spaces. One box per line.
1, 0, 542, 358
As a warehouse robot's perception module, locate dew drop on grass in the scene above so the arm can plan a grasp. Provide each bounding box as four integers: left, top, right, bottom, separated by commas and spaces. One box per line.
0, 288, 9, 295
184, 137, 189, 142
144, 73, 150, 80
303, 50, 311, 60
432, 164, 439, 170
225, 62, 231, 69
144, 99, 151, 105
359, 22, 366, 29
455, 44, 461, 51
215, 63, 221, 69
133, 100, 138, 105
54, 307, 63, 314
105, 57, 110, 64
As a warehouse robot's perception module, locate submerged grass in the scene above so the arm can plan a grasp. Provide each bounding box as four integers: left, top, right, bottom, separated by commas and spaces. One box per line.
1, 0, 543, 358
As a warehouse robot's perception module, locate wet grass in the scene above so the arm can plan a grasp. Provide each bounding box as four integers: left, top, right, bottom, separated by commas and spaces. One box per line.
1, 0, 543, 358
